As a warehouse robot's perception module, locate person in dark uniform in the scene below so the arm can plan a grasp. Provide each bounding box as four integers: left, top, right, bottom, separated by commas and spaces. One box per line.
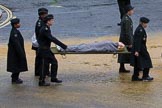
37, 14, 67, 86
118, 5, 134, 73
7, 18, 28, 84
131, 17, 153, 81
32, 8, 49, 76
117, 0, 131, 26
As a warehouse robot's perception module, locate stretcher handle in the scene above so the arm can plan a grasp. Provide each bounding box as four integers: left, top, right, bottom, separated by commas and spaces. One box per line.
60, 51, 67, 59
113, 54, 117, 58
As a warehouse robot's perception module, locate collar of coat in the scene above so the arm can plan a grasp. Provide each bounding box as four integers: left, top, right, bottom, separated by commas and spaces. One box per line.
138, 24, 145, 32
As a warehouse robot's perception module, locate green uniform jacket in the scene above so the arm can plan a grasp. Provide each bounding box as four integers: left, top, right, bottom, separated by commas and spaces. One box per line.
118, 14, 133, 63
131, 24, 153, 68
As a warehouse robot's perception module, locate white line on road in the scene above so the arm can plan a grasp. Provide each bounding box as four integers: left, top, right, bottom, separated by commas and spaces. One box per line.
0, 5, 14, 28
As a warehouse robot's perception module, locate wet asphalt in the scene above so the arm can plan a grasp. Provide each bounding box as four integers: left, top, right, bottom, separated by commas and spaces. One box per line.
0, 0, 162, 43
0, 0, 162, 108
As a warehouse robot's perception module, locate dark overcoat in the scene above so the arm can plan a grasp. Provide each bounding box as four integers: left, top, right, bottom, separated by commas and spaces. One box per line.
7, 27, 28, 73
118, 14, 133, 63
130, 24, 153, 68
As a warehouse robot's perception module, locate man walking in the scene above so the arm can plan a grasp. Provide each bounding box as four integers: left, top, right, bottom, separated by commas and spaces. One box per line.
131, 17, 153, 81
37, 14, 67, 86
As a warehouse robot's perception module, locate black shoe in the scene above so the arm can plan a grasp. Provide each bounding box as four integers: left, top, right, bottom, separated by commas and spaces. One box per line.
39, 81, 50, 86
51, 78, 62, 83
132, 77, 143, 81
119, 69, 130, 73
12, 79, 23, 84
143, 76, 154, 81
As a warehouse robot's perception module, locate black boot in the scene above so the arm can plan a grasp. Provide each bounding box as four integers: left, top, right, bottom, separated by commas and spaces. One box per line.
142, 68, 153, 81
142, 76, 154, 81
51, 78, 62, 83
39, 81, 50, 86
132, 76, 143, 81
119, 68, 130, 73
11, 73, 23, 84
119, 63, 130, 73
12, 78, 23, 84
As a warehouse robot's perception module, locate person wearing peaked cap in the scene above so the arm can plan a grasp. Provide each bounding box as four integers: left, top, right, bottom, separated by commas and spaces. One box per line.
7, 18, 28, 84
117, 0, 131, 26
37, 14, 67, 86
140, 17, 150, 23
118, 4, 134, 73
131, 17, 153, 81
38, 8, 48, 16
32, 8, 49, 77
43, 14, 54, 23
10, 18, 20, 26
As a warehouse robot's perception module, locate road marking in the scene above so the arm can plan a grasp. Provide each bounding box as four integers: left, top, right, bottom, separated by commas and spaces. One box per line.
0, 5, 14, 28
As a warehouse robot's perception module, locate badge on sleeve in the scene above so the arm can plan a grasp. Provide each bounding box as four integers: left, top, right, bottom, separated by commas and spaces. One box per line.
14, 34, 18, 37
45, 27, 48, 30
140, 29, 143, 32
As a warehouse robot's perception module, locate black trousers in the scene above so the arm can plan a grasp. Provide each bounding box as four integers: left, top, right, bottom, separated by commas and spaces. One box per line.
34, 49, 41, 76
39, 54, 58, 82
117, 0, 131, 19
11, 72, 20, 81
133, 56, 150, 78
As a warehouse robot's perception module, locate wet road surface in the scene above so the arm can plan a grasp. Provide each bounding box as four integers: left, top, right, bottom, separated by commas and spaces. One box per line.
0, 0, 162, 43
0, 0, 162, 108
1, 39, 162, 108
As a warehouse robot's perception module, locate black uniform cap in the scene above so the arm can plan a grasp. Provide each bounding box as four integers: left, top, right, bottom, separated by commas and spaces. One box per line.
38, 8, 48, 16
140, 17, 150, 23
125, 5, 134, 13
43, 14, 54, 23
11, 18, 20, 25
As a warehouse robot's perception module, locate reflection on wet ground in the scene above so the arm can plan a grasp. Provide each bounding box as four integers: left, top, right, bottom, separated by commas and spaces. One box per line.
1, 35, 162, 107
0, 0, 162, 107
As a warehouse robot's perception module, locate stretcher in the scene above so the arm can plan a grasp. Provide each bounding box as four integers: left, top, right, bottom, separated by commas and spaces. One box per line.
51, 47, 131, 55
